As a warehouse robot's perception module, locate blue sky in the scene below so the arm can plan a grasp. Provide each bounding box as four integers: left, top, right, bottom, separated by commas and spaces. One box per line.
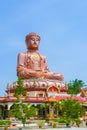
0, 0, 87, 96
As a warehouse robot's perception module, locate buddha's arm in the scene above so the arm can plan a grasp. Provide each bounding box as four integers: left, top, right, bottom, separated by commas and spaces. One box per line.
42, 56, 64, 80
42, 56, 50, 72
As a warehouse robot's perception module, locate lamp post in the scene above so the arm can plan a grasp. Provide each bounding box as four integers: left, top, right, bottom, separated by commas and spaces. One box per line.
45, 96, 58, 121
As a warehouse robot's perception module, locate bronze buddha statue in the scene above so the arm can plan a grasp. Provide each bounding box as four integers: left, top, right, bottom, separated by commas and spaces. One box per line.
17, 32, 64, 81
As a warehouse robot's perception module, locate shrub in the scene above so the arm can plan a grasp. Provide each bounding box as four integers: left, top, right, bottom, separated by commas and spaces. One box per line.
57, 118, 66, 123
57, 118, 71, 124
0, 120, 11, 126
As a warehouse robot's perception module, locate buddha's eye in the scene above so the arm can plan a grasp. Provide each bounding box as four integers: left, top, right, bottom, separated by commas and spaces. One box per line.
31, 38, 35, 41
36, 38, 39, 41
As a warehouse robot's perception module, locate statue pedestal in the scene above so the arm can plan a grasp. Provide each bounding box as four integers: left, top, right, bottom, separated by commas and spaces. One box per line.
8, 78, 65, 89
6, 78, 66, 103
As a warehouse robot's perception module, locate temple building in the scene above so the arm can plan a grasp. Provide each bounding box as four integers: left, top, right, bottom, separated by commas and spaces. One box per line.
0, 32, 87, 119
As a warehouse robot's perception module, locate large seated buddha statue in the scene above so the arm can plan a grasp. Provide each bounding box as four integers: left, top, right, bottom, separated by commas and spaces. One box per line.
17, 32, 64, 81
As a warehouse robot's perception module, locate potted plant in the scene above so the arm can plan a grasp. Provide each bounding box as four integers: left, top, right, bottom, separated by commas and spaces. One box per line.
52, 122, 57, 128
37, 120, 45, 128
74, 118, 81, 127
57, 118, 66, 127
0, 120, 11, 130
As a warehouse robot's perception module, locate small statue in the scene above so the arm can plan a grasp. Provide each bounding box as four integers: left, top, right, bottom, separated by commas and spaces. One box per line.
17, 32, 64, 80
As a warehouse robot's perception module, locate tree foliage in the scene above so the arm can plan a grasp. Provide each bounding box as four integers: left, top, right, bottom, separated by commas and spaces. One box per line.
11, 77, 37, 125
67, 79, 84, 95
59, 99, 84, 119
14, 76, 27, 99
11, 103, 36, 124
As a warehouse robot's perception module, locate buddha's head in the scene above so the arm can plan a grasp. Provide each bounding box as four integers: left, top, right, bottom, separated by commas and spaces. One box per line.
25, 32, 40, 51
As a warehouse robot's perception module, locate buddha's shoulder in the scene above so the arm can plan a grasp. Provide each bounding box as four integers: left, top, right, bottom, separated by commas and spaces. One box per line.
18, 52, 28, 57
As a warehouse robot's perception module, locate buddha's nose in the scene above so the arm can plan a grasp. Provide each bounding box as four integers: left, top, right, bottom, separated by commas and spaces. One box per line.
34, 40, 38, 44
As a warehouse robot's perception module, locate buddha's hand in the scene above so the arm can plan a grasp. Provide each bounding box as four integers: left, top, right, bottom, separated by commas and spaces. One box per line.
35, 69, 49, 73
41, 72, 54, 79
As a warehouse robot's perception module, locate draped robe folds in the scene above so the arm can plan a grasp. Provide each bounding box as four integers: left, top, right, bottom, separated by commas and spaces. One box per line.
17, 52, 49, 79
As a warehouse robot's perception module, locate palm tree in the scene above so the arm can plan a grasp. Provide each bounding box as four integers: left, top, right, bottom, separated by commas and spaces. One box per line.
67, 79, 85, 95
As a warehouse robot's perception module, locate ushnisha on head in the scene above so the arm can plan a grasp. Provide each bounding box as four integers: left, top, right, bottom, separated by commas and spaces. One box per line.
25, 32, 40, 51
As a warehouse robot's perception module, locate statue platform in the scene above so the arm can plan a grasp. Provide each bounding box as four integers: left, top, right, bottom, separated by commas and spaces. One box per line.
7, 78, 66, 90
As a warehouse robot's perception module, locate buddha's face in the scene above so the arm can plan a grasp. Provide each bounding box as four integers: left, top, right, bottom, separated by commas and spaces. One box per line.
26, 35, 40, 50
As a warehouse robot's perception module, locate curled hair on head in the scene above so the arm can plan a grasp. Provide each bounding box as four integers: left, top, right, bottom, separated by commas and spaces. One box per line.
25, 32, 40, 43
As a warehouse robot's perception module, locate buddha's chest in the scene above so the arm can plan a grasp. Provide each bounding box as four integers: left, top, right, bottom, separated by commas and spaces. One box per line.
24, 53, 43, 69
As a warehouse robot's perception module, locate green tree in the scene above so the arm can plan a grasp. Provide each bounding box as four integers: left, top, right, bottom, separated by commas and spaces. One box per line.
14, 76, 27, 99
60, 99, 84, 120
11, 77, 37, 126
12, 102, 36, 125
68, 79, 84, 95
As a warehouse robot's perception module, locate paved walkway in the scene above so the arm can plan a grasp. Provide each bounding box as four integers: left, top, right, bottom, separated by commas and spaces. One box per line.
19, 127, 87, 130
1, 127, 87, 130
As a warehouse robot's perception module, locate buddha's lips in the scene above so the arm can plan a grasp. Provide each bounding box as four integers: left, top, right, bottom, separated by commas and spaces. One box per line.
33, 44, 38, 47
33, 45, 37, 46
